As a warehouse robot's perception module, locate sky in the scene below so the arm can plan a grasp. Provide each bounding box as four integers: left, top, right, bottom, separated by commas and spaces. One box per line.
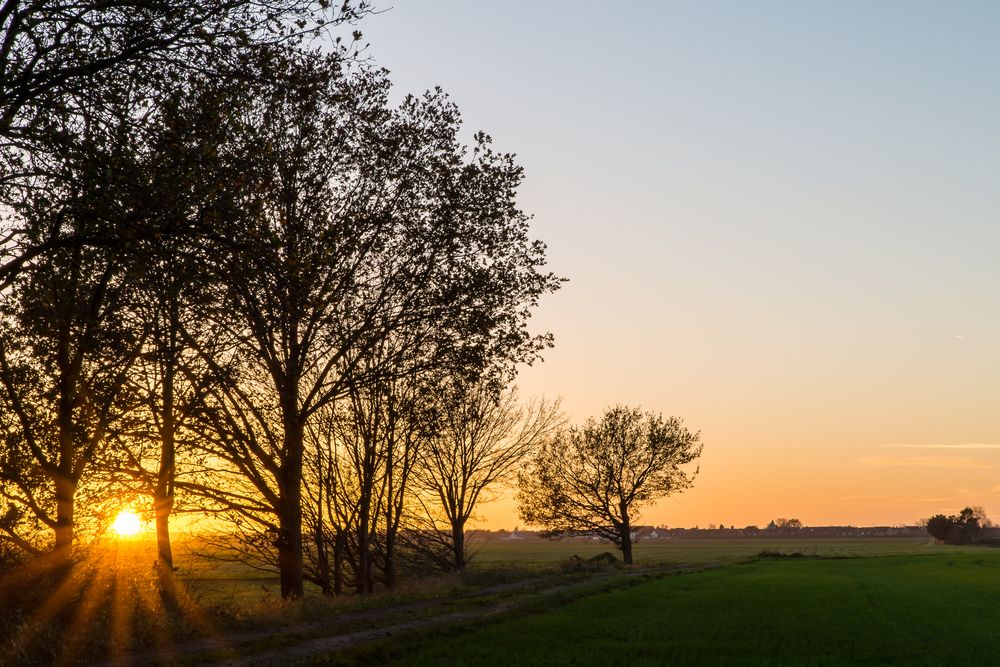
357, 1, 1000, 529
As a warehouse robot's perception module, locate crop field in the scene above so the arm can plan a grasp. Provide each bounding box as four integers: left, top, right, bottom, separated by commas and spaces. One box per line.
468, 535, 953, 568
366, 548, 1000, 666
172, 536, 956, 604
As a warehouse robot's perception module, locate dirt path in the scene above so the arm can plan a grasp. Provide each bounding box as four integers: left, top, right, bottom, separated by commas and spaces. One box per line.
112, 563, 706, 666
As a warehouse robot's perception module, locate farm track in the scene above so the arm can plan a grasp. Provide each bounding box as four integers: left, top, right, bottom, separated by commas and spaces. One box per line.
110, 563, 707, 666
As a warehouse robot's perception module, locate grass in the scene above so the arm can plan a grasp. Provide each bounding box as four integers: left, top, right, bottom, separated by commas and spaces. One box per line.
6, 536, 995, 665
469, 536, 953, 568
346, 548, 1000, 666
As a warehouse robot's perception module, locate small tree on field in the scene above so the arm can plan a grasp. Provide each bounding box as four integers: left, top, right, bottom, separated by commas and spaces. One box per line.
517, 406, 702, 565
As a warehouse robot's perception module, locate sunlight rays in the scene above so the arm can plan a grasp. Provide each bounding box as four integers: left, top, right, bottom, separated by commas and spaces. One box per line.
0, 539, 233, 665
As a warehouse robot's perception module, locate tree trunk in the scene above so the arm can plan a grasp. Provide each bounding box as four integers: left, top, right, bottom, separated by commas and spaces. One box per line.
619, 511, 633, 566
356, 459, 374, 594
356, 522, 368, 594
154, 487, 174, 570
54, 358, 76, 565
451, 519, 466, 570
277, 417, 305, 599
154, 384, 176, 580
314, 518, 332, 596
155, 325, 177, 575
154, 504, 180, 611
53, 473, 75, 564
277, 506, 304, 599
383, 527, 397, 590
333, 528, 345, 596
620, 532, 633, 566
155, 505, 174, 570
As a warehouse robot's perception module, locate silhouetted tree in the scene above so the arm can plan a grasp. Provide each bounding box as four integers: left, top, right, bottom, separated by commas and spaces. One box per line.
518, 406, 701, 565
185, 47, 560, 598
0, 0, 369, 141
0, 101, 147, 562
415, 382, 562, 570
0, 1, 370, 288
103, 78, 243, 599
326, 373, 423, 593
926, 514, 952, 541
956, 506, 992, 530
926, 506, 992, 544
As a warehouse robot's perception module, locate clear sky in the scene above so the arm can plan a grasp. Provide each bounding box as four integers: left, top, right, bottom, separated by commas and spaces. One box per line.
359, 1, 1000, 529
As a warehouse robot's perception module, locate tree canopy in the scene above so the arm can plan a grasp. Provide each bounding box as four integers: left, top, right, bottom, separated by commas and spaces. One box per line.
517, 406, 702, 565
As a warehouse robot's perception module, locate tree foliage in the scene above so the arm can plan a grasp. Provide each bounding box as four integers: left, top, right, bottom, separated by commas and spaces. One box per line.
0, 1, 565, 611
170, 46, 560, 598
517, 406, 701, 565
0, 0, 369, 141
925, 506, 992, 543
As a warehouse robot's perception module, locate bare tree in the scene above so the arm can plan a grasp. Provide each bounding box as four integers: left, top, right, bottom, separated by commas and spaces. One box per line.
518, 406, 702, 565
325, 367, 430, 593
416, 383, 563, 570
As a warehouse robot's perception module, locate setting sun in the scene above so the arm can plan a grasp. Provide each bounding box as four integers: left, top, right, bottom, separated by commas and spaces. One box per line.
111, 510, 142, 537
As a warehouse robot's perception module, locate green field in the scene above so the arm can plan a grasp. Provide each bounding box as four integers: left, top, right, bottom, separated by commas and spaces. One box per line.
356, 547, 1000, 666
8, 537, 997, 665
175, 536, 953, 605
469, 536, 951, 568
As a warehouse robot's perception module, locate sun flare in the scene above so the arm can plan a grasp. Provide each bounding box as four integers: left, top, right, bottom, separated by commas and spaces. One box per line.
111, 510, 143, 537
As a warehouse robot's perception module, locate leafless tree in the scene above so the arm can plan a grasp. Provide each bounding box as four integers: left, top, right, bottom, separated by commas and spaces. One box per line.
416, 383, 563, 570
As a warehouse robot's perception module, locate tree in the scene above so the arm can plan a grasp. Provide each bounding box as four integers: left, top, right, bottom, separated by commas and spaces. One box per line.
0, 108, 146, 562
956, 506, 992, 530
0, 1, 370, 291
0, 0, 368, 141
926, 514, 952, 541
926, 506, 992, 544
416, 382, 563, 570
103, 77, 239, 599
322, 372, 426, 593
186, 47, 560, 598
518, 406, 701, 565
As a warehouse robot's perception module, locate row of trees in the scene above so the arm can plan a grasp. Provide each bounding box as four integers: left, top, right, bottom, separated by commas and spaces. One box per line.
0, 1, 705, 599
0, 1, 565, 599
